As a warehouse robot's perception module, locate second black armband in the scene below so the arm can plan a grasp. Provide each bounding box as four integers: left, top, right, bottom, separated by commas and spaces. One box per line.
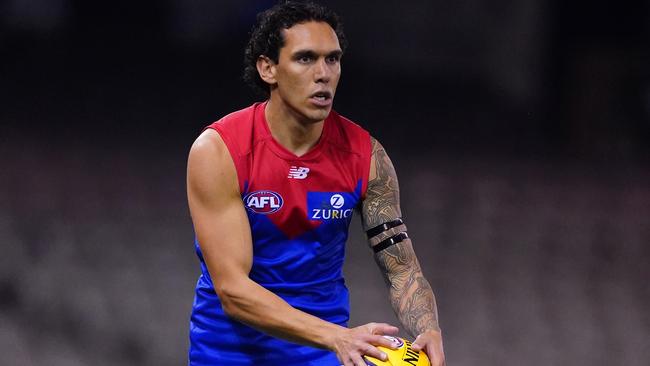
372, 232, 409, 253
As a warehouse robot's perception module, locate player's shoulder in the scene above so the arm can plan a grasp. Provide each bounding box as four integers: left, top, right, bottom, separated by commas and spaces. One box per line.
188, 128, 241, 198
329, 109, 369, 135
188, 128, 240, 192
189, 129, 228, 163
327, 109, 371, 153
203, 103, 262, 157
191, 103, 258, 161
207, 103, 259, 131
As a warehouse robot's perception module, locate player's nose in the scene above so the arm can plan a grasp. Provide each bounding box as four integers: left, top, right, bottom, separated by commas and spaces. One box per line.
313, 58, 331, 83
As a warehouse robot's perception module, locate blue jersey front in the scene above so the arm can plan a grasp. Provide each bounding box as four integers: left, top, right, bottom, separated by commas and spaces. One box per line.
189, 103, 372, 365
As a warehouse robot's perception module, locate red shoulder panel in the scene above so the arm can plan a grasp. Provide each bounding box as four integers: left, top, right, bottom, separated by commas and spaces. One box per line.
325, 111, 372, 199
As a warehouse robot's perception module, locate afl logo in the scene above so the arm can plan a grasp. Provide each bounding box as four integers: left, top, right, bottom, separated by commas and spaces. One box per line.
244, 190, 283, 214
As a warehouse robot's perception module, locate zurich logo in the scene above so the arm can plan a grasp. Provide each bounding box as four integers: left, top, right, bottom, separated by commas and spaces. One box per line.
330, 194, 344, 209
243, 190, 283, 214
307, 192, 355, 220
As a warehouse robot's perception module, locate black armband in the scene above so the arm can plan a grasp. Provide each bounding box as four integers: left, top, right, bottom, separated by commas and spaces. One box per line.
372, 232, 409, 253
365, 218, 404, 238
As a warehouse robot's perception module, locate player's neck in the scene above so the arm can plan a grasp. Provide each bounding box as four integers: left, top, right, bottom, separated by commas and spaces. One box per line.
265, 99, 324, 157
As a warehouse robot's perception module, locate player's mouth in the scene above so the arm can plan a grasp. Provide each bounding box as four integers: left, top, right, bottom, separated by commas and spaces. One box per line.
309, 91, 333, 107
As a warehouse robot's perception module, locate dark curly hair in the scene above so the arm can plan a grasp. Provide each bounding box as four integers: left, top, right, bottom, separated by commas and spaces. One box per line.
243, 1, 348, 97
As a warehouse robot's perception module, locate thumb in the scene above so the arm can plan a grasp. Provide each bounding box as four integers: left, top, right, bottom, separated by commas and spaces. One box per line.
411, 334, 425, 351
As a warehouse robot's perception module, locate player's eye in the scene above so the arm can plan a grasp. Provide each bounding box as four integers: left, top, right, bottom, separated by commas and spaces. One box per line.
326, 55, 340, 64
297, 55, 313, 63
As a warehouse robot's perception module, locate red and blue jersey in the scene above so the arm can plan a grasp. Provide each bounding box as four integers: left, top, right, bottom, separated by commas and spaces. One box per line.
189, 102, 372, 365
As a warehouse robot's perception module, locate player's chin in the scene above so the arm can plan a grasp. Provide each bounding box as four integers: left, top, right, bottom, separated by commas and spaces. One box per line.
304, 106, 332, 122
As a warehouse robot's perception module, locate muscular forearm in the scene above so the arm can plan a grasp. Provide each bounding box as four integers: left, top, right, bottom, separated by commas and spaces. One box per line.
217, 276, 343, 349
388, 270, 440, 336
374, 240, 440, 337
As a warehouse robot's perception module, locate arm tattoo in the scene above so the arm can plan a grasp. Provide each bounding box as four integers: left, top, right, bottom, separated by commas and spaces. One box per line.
374, 240, 440, 336
361, 138, 401, 231
362, 137, 440, 336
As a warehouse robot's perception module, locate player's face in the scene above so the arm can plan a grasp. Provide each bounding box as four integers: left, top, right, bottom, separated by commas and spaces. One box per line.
273, 21, 342, 123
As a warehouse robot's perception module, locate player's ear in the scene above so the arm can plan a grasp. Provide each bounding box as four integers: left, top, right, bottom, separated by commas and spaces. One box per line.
257, 55, 277, 85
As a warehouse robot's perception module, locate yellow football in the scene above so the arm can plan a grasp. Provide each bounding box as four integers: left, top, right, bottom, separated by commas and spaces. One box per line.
364, 336, 430, 366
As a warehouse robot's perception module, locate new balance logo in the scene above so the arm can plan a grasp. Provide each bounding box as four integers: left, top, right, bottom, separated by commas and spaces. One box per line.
288, 166, 310, 179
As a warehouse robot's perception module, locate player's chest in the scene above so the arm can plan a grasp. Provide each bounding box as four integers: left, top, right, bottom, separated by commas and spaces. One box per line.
241, 152, 362, 236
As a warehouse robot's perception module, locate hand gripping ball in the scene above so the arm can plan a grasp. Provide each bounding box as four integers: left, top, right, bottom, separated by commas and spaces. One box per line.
364, 336, 430, 366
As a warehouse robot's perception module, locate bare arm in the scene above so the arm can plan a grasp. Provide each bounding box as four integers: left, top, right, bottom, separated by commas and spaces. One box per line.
361, 137, 445, 365
187, 129, 398, 365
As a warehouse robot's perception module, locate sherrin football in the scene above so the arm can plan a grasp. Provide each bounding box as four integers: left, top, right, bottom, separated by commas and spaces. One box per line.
364, 336, 430, 366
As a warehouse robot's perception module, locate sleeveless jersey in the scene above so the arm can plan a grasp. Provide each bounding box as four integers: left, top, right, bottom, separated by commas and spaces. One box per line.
189, 102, 372, 365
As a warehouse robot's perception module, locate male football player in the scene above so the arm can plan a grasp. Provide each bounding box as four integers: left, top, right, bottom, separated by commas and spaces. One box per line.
186, 2, 445, 365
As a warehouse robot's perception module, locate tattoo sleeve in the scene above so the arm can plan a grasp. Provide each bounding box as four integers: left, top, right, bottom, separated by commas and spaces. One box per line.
362, 137, 441, 336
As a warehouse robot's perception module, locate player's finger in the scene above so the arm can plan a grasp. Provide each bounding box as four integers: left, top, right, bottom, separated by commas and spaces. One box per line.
340, 354, 354, 366
367, 334, 401, 350
367, 322, 399, 335
352, 352, 373, 366
359, 342, 389, 361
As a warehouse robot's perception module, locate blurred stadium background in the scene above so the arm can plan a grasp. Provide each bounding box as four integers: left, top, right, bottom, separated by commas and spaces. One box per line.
1, 0, 649, 365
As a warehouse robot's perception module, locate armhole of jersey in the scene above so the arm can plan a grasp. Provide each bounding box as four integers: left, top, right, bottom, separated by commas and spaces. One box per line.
204, 124, 246, 195
360, 132, 373, 200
